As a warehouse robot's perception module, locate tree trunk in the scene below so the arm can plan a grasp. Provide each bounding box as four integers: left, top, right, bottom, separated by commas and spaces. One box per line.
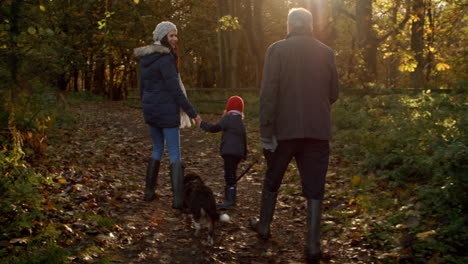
217, 0, 241, 89
72, 69, 79, 92
109, 57, 116, 100
8, 0, 22, 86
244, 0, 265, 88
84, 55, 93, 92
411, 0, 425, 88
388, 0, 401, 88
94, 59, 106, 95
425, 0, 434, 84
356, 0, 377, 83
217, 0, 228, 88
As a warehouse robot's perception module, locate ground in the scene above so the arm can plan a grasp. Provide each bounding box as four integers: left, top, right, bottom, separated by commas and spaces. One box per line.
45, 101, 374, 264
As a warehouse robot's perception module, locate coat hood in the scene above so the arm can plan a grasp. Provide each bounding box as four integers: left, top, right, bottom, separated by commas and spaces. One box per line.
134, 44, 170, 57
134, 44, 171, 67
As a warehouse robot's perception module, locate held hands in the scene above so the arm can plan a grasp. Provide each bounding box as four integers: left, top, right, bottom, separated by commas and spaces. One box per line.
193, 115, 202, 126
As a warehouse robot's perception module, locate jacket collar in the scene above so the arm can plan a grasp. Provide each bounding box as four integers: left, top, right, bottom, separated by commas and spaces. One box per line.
227, 110, 242, 116
286, 30, 314, 39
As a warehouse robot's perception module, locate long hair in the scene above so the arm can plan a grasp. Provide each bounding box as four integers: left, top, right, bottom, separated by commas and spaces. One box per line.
160, 35, 180, 68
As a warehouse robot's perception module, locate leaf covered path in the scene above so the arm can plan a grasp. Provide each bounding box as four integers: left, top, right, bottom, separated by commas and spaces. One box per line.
47, 101, 374, 263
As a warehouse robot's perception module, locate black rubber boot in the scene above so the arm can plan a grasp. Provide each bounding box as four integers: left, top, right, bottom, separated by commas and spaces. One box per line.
217, 185, 236, 210
249, 189, 278, 239
143, 159, 160, 201
170, 162, 184, 209
305, 199, 322, 264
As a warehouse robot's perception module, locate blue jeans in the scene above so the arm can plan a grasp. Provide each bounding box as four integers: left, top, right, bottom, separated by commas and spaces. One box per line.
149, 126, 181, 163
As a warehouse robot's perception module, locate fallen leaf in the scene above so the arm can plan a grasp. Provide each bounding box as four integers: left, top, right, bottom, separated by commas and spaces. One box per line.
88, 202, 98, 208
10, 237, 29, 245
351, 175, 361, 187
45, 200, 54, 210
416, 230, 436, 240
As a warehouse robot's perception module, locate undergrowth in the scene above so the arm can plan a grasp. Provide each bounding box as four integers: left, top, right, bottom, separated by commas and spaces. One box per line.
331, 90, 467, 263
0, 87, 110, 264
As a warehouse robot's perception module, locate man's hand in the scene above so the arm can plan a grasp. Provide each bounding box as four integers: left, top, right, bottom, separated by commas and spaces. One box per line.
261, 136, 277, 152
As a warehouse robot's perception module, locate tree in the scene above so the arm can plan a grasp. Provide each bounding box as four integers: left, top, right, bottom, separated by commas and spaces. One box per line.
1, 0, 465, 95
243, 0, 265, 87
217, 0, 243, 89
356, 0, 377, 83
7, 0, 22, 85
410, 0, 425, 88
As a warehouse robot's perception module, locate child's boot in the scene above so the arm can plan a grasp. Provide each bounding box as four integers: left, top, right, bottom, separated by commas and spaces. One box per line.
218, 185, 236, 209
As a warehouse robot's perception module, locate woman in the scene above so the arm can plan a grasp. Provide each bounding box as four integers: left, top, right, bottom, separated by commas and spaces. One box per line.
134, 21, 201, 208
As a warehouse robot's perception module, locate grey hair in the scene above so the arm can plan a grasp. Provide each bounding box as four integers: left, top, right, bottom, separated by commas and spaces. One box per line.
287, 8, 313, 31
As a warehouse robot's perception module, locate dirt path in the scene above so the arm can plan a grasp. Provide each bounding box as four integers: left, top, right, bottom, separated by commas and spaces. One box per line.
52, 101, 371, 264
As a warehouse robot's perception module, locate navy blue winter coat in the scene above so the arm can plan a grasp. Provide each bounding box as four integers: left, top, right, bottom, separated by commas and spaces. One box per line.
200, 114, 247, 159
134, 44, 197, 128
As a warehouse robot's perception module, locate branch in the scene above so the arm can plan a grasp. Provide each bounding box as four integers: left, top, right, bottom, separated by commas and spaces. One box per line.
377, 11, 411, 43
336, 6, 355, 21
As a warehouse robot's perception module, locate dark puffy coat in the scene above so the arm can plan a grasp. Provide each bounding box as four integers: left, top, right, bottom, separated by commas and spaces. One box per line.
134, 44, 197, 128
200, 115, 247, 159
260, 32, 339, 141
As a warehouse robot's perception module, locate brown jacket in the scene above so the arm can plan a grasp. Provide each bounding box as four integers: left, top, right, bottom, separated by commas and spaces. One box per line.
260, 33, 339, 141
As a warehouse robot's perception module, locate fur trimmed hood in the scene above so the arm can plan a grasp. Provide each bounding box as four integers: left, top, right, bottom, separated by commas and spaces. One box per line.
133, 44, 170, 57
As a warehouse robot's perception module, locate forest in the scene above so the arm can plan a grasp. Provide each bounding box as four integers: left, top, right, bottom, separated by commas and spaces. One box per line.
0, 0, 467, 263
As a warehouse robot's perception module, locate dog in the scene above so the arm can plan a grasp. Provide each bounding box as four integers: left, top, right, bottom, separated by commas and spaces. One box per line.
183, 173, 230, 245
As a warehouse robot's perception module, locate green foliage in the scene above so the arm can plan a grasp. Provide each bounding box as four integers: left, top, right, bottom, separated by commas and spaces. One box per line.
332, 90, 467, 262
87, 215, 114, 230
218, 15, 241, 31
2, 245, 68, 264
67, 91, 106, 105
0, 168, 70, 264
0, 171, 44, 236
0, 82, 79, 264
0, 85, 62, 171
1, 0, 466, 93
185, 88, 259, 117
333, 90, 466, 183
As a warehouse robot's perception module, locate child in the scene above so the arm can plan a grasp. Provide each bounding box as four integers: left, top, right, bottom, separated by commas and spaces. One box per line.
199, 96, 247, 209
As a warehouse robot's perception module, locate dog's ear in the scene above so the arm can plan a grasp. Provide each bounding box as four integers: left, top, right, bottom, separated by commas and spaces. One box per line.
184, 173, 199, 184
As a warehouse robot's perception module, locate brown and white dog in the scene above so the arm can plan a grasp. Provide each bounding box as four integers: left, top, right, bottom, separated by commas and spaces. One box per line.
183, 173, 230, 245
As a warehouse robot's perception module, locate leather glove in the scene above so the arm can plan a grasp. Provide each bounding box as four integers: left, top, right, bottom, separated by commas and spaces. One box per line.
261, 136, 277, 152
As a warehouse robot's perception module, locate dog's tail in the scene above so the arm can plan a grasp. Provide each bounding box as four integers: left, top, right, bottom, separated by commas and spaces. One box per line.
219, 213, 230, 222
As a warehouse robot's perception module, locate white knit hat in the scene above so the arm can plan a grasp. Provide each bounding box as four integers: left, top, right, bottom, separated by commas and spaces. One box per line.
152, 21, 177, 42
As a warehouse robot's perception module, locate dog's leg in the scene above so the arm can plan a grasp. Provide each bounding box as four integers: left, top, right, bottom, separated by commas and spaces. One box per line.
194, 220, 201, 237
207, 220, 214, 246
193, 210, 202, 237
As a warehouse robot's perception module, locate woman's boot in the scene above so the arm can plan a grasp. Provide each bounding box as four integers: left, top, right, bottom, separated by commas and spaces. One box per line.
170, 162, 184, 209
249, 189, 278, 239
217, 185, 236, 209
305, 199, 322, 264
144, 158, 160, 201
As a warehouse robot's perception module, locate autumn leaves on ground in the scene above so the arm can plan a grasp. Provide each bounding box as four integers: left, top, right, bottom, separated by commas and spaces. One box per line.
19, 101, 375, 264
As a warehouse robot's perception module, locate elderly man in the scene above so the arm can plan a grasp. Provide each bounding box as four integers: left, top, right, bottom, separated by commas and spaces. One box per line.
249, 7, 339, 263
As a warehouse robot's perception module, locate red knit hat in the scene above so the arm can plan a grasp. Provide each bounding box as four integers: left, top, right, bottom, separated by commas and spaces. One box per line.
225, 96, 244, 113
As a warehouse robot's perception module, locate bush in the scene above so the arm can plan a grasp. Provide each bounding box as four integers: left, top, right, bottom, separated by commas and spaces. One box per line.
0, 84, 76, 264
332, 89, 467, 262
